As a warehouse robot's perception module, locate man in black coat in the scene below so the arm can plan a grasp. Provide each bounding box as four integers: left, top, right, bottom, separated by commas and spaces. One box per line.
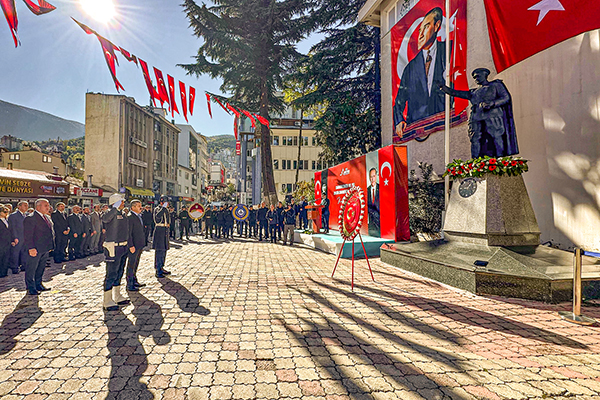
23, 199, 54, 295
224, 205, 234, 238
81, 206, 93, 257
0, 205, 12, 278
204, 206, 214, 238
257, 202, 268, 241
51, 202, 69, 263
168, 206, 177, 239
216, 206, 225, 239
8, 201, 28, 274
153, 196, 172, 278
126, 200, 147, 291
275, 202, 285, 241
248, 206, 257, 238
102, 194, 130, 310
141, 205, 154, 246
67, 206, 84, 259
178, 206, 191, 240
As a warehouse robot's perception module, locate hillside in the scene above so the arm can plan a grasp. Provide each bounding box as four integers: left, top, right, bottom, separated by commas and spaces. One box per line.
207, 134, 236, 154
0, 99, 84, 141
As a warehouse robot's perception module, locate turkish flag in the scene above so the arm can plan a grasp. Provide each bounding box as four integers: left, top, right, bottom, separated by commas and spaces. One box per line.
205, 93, 212, 118
213, 96, 229, 114
96, 35, 124, 92
167, 75, 179, 117
153, 68, 170, 109
189, 86, 196, 115
241, 109, 256, 128
1, 0, 19, 46
254, 114, 270, 128
118, 47, 138, 66
233, 116, 239, 140
393, 146, 410, 241
484, 0, 600, 72
22, 0, 55, 15
378, 146, 395, 239
139, 59, 157, 106
179, 81, 188, 122
226, 103, 241, 119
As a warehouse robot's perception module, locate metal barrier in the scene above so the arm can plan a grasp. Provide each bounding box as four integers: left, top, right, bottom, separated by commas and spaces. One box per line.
558, 248, 597, 326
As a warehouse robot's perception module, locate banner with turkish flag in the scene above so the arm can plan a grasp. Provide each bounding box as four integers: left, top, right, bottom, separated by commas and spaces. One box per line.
205, 93, 212, 118
483, 0, 600, 72
179, 81, 188, 122
391, 0, 468, 144
255, 114, 270, 128
22, 0, 55, 15
167, 75, 179, 117
1, 0, 19, 46
153, 68, 170, 109
118, 47, 138, 66
138, 59, 157, 106
189, 86, 196, 115
314, 171, 322, 204
241, 109, 256, 128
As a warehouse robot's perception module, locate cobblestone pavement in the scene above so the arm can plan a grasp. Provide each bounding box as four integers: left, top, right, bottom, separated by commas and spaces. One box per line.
1, 236, 600, 400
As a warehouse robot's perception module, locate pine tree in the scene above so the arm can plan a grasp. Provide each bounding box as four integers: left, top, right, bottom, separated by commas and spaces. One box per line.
291, 0, 381, 165
180, 0, 316, 205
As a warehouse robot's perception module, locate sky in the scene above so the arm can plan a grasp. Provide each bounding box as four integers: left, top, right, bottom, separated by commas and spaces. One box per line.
0, 0, 321, 137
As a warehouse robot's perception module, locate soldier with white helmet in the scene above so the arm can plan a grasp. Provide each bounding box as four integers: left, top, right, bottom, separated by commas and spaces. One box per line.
102, 193, 130, 311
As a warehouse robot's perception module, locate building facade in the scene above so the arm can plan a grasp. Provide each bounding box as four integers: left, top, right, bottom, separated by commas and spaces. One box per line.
176, 124, 209, 201
0, 147, 67, 175
359, 0, 600, 251
84, 93, 179, 202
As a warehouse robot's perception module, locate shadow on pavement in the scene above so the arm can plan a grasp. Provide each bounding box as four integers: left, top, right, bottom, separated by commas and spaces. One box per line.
129, 291, 171, 345
159, 276, 210, 315
0, 294, 42, 355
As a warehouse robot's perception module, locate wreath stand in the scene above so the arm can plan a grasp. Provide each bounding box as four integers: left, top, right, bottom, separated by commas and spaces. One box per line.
331, 186, 375, 291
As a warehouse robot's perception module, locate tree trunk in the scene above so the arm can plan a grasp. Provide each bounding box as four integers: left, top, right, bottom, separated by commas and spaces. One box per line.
294, 108, 304, 190
259, 81, 278, 206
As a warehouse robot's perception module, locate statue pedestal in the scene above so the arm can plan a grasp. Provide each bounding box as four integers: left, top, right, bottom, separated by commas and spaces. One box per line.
443, 174, 540, 246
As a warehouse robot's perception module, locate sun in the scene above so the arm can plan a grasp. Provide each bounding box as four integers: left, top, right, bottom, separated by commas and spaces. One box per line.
79, 0, 116, 23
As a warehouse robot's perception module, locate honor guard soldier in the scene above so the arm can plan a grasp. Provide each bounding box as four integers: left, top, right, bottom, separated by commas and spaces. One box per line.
204, 206, 214, 238
153, 196, 172, 278
179, 206, 191, 240
102, 194, 130, 311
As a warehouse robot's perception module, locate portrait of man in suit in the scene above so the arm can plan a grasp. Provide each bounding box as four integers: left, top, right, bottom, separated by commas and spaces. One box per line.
393, 7, 446, 138
367, 168, 380, 238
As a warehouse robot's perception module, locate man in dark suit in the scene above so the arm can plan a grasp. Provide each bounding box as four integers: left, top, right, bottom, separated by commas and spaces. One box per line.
23, 199, 54, 295
67, 206, 84, 259
393, 7, 446, 138
81, 207, 92, 257
126, 200, 147, 291
367, 168, 381, 237
8, 201, 28, 274
0, 205, 12, 278
51, 202, 69, 263
141, 205, 154, 246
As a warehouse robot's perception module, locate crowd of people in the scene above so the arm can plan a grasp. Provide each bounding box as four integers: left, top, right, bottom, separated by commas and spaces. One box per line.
0, 194, 327, 309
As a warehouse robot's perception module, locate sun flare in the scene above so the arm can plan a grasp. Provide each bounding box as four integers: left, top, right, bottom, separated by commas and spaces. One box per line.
79, 0, 116, 23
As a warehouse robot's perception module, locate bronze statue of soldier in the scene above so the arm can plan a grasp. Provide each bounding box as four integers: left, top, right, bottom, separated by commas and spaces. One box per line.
440, 68, 518, 159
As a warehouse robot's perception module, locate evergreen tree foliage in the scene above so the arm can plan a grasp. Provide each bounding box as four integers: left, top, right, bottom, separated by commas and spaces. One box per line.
291, 0, 381, 165
408, 163, 444, 235
179, 0, 317, 204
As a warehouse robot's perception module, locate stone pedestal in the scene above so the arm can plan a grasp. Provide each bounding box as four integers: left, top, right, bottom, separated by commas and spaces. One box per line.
443, 174, 540, 246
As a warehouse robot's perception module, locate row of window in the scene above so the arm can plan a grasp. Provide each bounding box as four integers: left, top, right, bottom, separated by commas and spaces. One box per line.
6, 153, 52, 163
273, 159, 331, 171
271, 136, 317, 147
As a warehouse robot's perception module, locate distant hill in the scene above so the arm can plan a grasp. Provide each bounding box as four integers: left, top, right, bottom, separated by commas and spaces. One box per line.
207, 134, 236, 154
0, 99, 84, 141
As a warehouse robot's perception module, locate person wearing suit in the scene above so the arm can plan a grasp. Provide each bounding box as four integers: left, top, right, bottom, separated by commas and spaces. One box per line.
23, 199, 54, 295
8, 201, 28, 274
141, 205, 154, 246
0, 205, 12, 278
367, 168, 381, 238
393, 7, 446, 138
153, 196, 172, 278
51, 202, 70, 263
126, 200, 147, 291
80, 207, 93, 257
90, 205, 102, 255
67, 206, 84, 259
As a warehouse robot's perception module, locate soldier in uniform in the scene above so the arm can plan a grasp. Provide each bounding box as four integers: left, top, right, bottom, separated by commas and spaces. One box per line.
216, 205, 225, 239
204, 206, 214, 238
168, 206, 177, 240
248, 206, 257, 238
153, 196, 172, 278
257, 202, 268, 241
102, 194, 130, 311
224, 205, 234, 239
178, 205, 191, 240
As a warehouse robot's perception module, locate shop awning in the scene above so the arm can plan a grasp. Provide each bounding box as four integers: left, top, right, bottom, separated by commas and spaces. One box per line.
125, 187, 155, 198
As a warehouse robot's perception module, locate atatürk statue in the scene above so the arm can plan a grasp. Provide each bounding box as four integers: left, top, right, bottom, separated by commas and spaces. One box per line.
440, 68, 518, 159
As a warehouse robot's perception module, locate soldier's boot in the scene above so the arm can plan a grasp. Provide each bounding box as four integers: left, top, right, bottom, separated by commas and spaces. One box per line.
103, 290, 119, 311
112, 286, 130, 305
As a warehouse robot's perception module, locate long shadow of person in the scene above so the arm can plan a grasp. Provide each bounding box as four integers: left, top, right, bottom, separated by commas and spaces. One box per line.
159, 276, 210, 315
0, 294, 42, 355
103, 308, 154, 400
129, 291, 171, 346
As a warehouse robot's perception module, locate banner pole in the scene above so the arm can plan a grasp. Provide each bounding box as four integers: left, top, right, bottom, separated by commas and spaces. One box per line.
443, 0, 451, 226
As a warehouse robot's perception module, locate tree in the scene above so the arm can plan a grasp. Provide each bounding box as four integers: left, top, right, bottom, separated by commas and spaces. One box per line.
408, 163, 444, 236
291, 0, 381, 165
180, 0, 317, 205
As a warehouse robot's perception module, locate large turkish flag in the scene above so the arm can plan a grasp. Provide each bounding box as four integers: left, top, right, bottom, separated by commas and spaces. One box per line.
484, 0, 600, 72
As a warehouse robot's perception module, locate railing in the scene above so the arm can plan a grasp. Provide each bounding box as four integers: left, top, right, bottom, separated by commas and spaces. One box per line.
558, 248, 597, 326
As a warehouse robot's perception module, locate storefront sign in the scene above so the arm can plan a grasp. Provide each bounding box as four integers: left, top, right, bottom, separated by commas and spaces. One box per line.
74, 187, 103, 197
0, 177, 69, 198
130, 136, 148, 148
128, 157, 148, 168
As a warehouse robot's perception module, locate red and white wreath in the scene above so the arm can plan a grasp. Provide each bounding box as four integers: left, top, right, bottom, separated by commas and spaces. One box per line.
338, 186, 366, 240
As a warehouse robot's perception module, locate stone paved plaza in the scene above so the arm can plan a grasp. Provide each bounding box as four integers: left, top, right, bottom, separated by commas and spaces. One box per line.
1, 237, 600, 400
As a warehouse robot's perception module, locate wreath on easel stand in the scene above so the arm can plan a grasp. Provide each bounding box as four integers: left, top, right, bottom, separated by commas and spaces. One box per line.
332, 186, 374, 290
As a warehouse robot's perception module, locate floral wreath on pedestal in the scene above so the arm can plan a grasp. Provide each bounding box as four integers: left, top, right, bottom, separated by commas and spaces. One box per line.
338, 186, 366, 241
443, 155, 528, 181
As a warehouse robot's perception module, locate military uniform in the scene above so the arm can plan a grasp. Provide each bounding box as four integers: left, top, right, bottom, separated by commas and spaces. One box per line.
102, 195, 130, 310
179, 209, 191, 240
224, 207, 234, 238
204, 207, 214, 238
216, 207, 225, 238
153, 202, 171, 277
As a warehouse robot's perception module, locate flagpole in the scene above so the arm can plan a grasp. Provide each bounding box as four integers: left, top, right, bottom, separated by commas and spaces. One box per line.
443, 0, 451, 228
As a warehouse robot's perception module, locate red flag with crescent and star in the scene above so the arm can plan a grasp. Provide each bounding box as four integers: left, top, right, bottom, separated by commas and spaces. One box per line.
167, 75, 179, 117
377, 145, 395, 239
179, 81, 188, 122
254, 114, 270, 128
1, 0, 19, 46
213, 96, 230, 114
153, 67, 170, 109
138, 59, 157, 106
205, 93, 212, 118
226, 103, 241, 119
189, 86, 196, 115
118, 47, 138, 66
241, 109, 256, 128
483, 0, 600, 72
22, 0, 55, 15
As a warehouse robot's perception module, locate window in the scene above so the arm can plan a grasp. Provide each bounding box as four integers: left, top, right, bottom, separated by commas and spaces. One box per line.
303, 137, 308, 146
185, 172, 189, 179
287, 160, 292, 169
282, 160, 287, 170
304, 160, 309, 170
179, 170, 182, 177
9, 154, 20, 160
185, 187, 189, 194
272, 136, 279, 146
312, 137, 317, 146
312, 160, 316, 170
293, 160, 297, 170
282, 184, 287, 192
299, 160, 303, 170
42, 155, 51, 163
293, 136, 298, 146
274, 159, 279, 169
178, 184, 181, 192
286, 184, 292, 193
317, 161, 322, 170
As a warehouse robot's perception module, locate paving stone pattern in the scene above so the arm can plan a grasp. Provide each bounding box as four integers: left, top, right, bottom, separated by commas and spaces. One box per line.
0, 237, 600, 399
